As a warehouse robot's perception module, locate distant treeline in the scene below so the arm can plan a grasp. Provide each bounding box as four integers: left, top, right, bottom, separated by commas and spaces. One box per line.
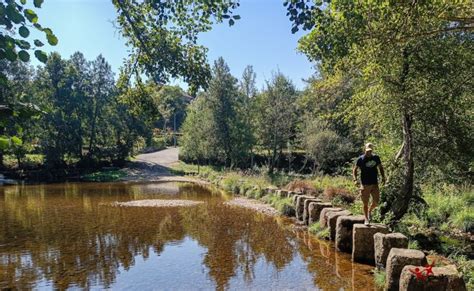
0, 52, 187, 176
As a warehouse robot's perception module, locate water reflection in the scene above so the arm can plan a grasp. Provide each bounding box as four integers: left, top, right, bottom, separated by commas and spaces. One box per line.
0, 182, 375, 290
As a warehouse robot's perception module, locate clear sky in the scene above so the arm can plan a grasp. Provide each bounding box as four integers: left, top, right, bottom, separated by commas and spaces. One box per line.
31, 0, 315, 90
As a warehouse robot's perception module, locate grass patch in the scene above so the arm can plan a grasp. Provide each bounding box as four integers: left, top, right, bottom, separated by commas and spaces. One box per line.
261, 195, 295, 216
373, 268, 386, 289
308, 223, 330, 240
82, 169, 127, 182
423, 184, 473, 233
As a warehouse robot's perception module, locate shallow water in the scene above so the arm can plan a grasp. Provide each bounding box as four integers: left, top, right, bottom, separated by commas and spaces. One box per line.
0, 182, 375, 290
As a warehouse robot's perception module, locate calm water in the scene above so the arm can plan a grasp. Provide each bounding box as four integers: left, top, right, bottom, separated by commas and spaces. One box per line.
0, 182, 375, 290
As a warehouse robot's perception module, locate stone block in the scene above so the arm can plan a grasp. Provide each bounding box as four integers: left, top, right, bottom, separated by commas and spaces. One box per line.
302, 198, 321, 224
295, 195, 315, 221
265, 187, 276, 195
385, 248, 427, 291
352, 223, 389, 264
374, 232, 408, 269
327, 210, 352, 241
335, 215, 365, 252
307, 202, 333, 225
274, 189, 283, 198
319, 207, 343, 228
399, 264, 467, 291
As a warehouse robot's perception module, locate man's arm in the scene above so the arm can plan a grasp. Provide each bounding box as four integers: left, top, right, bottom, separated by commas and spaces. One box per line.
352, 164, 359, 185
378, 163, 386, 185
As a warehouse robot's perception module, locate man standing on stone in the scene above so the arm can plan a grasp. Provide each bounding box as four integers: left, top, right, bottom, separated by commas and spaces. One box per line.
352, 143, 386, 225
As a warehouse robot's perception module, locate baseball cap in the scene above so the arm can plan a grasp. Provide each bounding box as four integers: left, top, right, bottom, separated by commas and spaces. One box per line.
365, 143, 374, 152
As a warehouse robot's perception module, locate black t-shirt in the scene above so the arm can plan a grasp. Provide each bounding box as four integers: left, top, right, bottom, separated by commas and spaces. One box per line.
356, 154, 381, 185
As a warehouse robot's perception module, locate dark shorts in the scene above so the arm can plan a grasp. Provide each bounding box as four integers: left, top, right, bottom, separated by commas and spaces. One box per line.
360, 184, 380, 204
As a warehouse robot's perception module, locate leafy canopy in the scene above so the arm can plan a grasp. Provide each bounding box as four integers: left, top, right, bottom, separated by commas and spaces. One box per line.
113, 0, 240, 93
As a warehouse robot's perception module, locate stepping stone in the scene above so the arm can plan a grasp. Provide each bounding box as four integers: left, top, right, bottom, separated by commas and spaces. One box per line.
399, 264, 467, 291
302, 198, 321, 224
374, 232, 408, 269
319, 207, 343, 228
295, 195, 315, 220
385, 248, 427, 291
276, 189, 289, 198
352, 223, 389, 264
327, 210, 352, 241
307, 202, 333, 225
265, 187, 276, 194
335, 215, 365, 252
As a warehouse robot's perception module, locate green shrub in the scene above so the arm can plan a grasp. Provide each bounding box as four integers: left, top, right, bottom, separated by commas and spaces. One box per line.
408, 240, 420, 250
151, 136, 167, 151
452, 208, 474, 232
82, 169, 126, 182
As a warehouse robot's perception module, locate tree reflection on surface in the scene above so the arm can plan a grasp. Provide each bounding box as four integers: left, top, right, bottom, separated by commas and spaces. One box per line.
0, 182, 374, 290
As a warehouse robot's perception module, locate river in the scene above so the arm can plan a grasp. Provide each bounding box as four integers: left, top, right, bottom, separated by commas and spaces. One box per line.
0, 182, 375, 290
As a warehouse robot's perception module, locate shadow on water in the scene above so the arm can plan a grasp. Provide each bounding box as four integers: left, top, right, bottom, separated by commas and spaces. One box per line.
0, 182, 375, 290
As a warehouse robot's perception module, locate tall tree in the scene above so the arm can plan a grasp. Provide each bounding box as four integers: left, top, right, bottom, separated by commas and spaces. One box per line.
87, 55, 115, 158
255, 73, 297, 173
181, 58, 253, 167
239, 65, 257, 99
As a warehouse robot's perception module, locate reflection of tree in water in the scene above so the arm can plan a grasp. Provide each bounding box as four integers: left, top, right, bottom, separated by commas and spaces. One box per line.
0, 183, 295, 290
0, 185, 186, 289
180, 204, 294, 290
293, 228, 374, 290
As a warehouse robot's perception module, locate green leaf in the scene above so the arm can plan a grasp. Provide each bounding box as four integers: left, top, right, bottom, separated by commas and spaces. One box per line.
19, 26, 29, 37
34, 49, 47, 63
20, 0, 27, 4
24, 9, 38, 23
229, 19, 235, 26
46, 33, 58, 45
6, 4, 25, 24
18, 50, 29, 62
34, 39, 44, 47
0, 136, 9, 150
232, 15, 241, 20
5, 48, 17, 61
16, 39, 30, 49
11, 136, 22, 146
34, 0, 44, 8
0, 73, 6, 87
0, 49, 5, 60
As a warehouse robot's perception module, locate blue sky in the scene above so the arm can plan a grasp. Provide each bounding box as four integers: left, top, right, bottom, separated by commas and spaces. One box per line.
30, 0, 315, 90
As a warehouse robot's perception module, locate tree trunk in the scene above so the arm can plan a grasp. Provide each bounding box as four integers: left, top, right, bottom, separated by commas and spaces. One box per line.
391, 47, 415, 221
392, 111, 414, 220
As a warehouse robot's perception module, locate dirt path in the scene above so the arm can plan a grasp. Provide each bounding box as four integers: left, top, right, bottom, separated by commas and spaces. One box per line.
121, 147, 208, 184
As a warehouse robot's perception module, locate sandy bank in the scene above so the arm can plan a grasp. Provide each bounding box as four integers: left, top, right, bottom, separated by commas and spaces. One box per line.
224, 197, 280, 216
112, 199, 204, 207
